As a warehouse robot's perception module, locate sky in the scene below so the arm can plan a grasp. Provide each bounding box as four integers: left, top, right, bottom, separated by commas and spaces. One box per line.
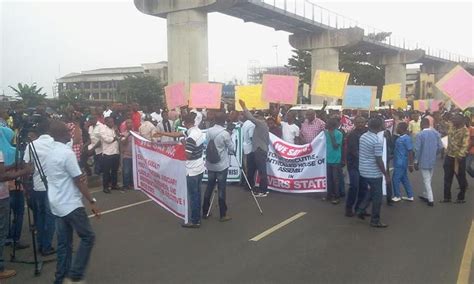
1, 0, 472, 98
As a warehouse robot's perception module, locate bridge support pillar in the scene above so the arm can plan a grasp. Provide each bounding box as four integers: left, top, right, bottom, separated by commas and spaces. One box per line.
376, 50, 425, 100
289, 28, 364, 104
167, 9, 209, 93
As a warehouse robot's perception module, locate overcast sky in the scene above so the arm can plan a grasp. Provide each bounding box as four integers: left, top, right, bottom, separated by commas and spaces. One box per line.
1, 0, 472, 97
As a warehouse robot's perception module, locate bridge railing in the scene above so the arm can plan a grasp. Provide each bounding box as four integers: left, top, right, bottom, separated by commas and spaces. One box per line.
261, 0, 473, 63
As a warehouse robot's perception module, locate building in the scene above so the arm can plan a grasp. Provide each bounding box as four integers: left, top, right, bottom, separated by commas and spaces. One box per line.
57, 61, 168, 102
405, 67, 436, 100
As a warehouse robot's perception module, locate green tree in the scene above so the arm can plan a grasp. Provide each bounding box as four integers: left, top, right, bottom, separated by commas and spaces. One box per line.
286, 49, 312, 85
57, 89, 85, 109
117, 75, 164, 106
9, 83, 46, 107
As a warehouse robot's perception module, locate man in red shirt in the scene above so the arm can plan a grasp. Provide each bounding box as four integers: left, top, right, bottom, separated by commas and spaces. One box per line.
131, 103, 141, 131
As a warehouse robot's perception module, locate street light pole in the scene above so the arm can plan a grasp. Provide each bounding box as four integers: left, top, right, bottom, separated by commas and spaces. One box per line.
273, 44, 279, 74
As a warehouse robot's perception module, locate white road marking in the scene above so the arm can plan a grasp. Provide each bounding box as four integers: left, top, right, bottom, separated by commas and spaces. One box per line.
250, 212, 307, 242
88, 199, 152, 218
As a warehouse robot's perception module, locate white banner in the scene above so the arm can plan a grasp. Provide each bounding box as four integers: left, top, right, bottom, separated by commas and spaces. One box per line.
132, 132, 188, 223
265, 132, 327, 193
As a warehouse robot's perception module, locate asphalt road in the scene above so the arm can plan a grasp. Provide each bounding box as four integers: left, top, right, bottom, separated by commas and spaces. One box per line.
7, 160, 474, 284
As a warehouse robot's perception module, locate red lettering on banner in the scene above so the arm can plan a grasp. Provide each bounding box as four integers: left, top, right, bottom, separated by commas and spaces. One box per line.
272, 141, 313, 159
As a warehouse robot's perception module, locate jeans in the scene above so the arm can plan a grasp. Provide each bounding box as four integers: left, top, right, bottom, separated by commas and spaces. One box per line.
421, 169, 434, 202
358, 177, 383, 224
55, 207, 95, 284
187, 173, 203, 225
326, 163, 342, 200
248, 149, 268, 193
203, 169, 229, 218
122, 157, 133, 188
467, 154, 474, 178
102, 154, 120, 189
392, 166, 414, 198
30, 190, 56, 252
338, 169, 346, 197
0, 198, 9, 272
93, 153, 102, 175
8, 190, 24, 242
346, 167, 367, 213
443, 156, 468, 201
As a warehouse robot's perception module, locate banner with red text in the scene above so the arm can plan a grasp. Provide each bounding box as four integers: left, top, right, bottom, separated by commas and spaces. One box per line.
132, 132, 188, 223
266, 132, 327, 193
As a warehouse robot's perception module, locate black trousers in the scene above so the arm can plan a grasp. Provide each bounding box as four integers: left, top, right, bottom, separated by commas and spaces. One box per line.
247, 149, 268, 193
102, 154, 120, 189
443, 156, 468, 201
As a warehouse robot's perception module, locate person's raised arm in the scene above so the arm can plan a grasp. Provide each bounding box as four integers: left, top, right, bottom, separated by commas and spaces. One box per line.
239, 99, 258, 125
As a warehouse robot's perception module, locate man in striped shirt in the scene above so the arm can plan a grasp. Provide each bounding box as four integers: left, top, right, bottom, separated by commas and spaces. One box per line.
356, 117, 390, 228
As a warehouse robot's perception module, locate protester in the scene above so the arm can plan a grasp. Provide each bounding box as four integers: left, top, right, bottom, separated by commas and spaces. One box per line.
241, 115, 255, 177
99, 117, 120, 193
281, 112, 300, 144
139, 114, 158, 141
87, 115, 104, 175
0, 149, 32, 280
23, 118, 57, 256
414, 118, 443, 206
239, 100, 270, 197
267, 117, 282, 138
467, 116, 474, 178
324, 118, 343, 204
45, 120, 100, 284
202, 112, 235, 222
441, 113, 470, 203
408, 112, 421, 141
121, 119, 134, 190
156, 110, 175, 143
356, 117, 390, 228
131, 103, 142, 131
150, 106, 162, 125
391, 122, 415, 202
345, 116, 368, 217
300, 109, 325, 144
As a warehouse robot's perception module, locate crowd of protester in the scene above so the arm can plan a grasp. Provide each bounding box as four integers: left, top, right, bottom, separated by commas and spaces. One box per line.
0, 99, 472, 281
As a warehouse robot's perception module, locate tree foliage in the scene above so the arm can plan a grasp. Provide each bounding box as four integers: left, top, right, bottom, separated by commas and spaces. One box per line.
57, 89, 85, 109
117, 75, 164, 107
9, 83, 46, 107
286, 49, 312, 86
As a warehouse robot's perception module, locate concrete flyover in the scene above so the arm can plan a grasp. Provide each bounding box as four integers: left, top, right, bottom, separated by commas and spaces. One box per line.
134, 0, 474, 100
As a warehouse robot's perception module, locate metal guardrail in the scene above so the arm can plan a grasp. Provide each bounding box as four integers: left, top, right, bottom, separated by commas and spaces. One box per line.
261, 0, 473, 63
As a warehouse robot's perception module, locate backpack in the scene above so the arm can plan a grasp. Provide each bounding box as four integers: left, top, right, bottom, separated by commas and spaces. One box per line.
206, 130, 225, 164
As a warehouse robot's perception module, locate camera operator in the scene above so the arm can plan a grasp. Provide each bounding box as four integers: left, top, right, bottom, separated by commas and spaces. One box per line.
23, 118, 57, 256
0, 127, 33, 280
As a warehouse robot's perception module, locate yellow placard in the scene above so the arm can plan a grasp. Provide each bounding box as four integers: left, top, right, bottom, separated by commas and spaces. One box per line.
393, 99, 408, 110
311, 70, 350, 99
381, 83, 402, 102
235, 85, 269, 111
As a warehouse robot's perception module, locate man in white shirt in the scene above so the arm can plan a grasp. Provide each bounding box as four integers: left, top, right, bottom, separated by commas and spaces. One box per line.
150, 106, 163, 125
87, 115, 104, 175
241, 116, 255, 177
103, 105, 112, 118
99, 117, 120, 193
139, 115, 158, 142
45, 120, 100, 284
281, 112, 300, 144
191, 109, 203, 128
23, 119, 56, 256
156, 110, 175, 143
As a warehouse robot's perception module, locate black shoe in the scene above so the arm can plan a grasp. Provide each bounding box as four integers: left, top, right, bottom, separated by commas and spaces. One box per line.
331, 199, 340, 205
14, 242, 30, 250
387, 201, 394, 206
370, 222, 388, 228
41, 248, 56, 256
202, 213, 211, 220
418, 196, 429, 202
103, 188, 111, 194
181, 223, 200, 229
439, 199, 451, 203
345, 210, 355, 217
455, 199, 466, 204
356, 212, 365, 220
362, 212, 371, 217
427, 202, 434, 207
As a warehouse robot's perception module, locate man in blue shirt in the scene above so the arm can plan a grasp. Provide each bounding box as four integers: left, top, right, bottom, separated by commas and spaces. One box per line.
325, 118, 343, 204
415, 118, 443, 206
391, 122, 415, 202
357, 117, 390, 228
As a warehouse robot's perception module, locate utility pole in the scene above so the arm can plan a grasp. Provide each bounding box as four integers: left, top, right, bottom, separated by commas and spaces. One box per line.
273, 45, 279, 74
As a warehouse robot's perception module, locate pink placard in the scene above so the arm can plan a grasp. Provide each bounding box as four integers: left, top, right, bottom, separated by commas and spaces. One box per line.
418, 100, 427, 112
189, 83, 222, 109
430, 99, 441, 112
164, 82, 186, 110
437, 66, 474, 109
262, 74, 299, 104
